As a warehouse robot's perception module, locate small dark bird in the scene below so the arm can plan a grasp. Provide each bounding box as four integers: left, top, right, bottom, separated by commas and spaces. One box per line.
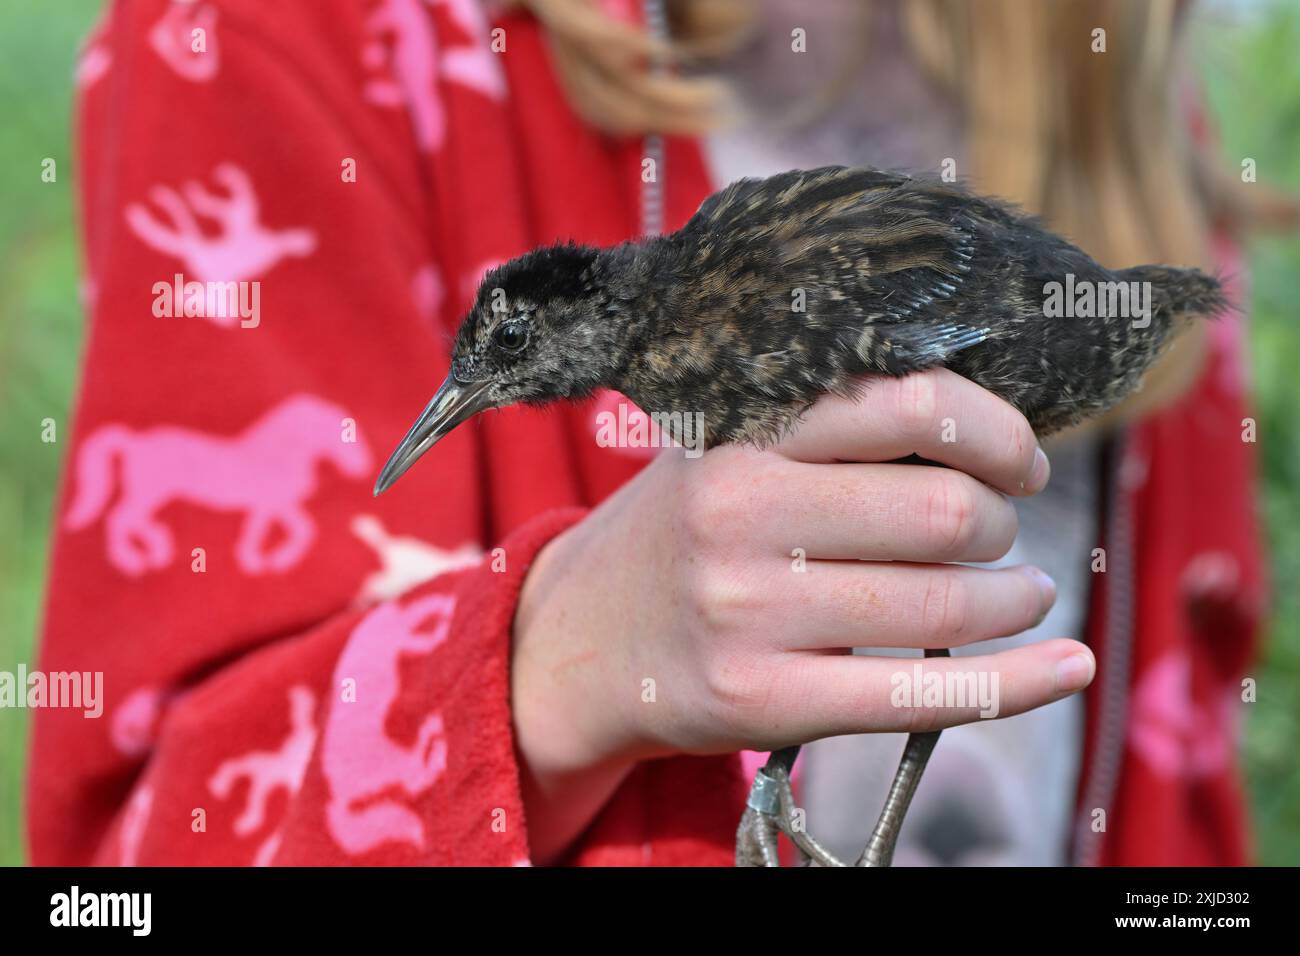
374, 165, 1224, 867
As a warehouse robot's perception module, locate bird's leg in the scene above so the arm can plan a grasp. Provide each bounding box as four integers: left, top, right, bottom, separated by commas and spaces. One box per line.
735, 745, 847, 867
856, 647, 950, 867
736, 746, 798, 866
737, 647, 951, 867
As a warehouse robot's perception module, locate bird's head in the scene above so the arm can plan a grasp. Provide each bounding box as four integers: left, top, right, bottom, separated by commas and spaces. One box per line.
375, 242, 634, 494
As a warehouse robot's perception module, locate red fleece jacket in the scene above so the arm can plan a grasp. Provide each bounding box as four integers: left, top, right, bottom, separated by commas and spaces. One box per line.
29, 0, 1262, 866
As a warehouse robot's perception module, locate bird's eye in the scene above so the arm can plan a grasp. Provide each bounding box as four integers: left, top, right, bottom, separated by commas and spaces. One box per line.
494, 323, 529, 353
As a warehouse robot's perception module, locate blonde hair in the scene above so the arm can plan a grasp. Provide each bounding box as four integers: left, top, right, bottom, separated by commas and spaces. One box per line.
904, 0, 1212, 416
502, 0, 746, 134
512, 0, 1298, 422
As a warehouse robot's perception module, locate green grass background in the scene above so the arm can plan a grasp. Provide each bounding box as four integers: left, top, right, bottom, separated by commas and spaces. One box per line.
0, 0, 102, 868
0, 0, 1296, 866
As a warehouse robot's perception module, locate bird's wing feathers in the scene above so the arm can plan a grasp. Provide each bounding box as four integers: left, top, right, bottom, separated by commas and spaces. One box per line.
875, 321, 992, 364
686, 166, 912, 237
755, 169, 1006, 372
682, 167, 1028, 375
660, 165, 1214, 443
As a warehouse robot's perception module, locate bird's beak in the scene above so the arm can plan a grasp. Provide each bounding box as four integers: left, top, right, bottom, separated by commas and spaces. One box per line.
373, 376, 494, 495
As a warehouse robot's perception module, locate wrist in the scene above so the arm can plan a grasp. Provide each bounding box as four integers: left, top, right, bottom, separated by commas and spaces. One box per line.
510, 517, 639, 862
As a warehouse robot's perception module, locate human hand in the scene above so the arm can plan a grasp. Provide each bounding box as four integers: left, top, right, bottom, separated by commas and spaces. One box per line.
512, 369, 1094, 861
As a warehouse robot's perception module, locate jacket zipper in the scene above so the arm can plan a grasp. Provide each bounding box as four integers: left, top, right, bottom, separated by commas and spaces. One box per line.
1073, 429, 1138, 866
640, 0, 668, 238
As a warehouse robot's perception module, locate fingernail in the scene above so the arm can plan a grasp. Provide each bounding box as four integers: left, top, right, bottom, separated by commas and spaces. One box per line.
1055, 653, 1095, 693
1025, 566, 1056, 623
1026, 447, 1051, 492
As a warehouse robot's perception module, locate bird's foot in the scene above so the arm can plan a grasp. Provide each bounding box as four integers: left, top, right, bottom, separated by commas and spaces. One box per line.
735, 765, 847, 867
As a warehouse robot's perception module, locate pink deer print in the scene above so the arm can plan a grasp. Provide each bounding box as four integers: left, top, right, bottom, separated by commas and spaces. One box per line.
124, 163, 316, 312
65, 393, 372, 576
362, 0, 505, 153
322, 593, 456, 856
208, 686, 319, 866
436, 0, 508, 94
148, 1, 219, 82
351, 514, 480, 604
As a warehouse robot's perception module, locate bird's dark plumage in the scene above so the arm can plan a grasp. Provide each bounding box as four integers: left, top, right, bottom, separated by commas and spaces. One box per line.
375, 165, 1224, 494
649, 165, 1223, 443
373, 165, 1228, 869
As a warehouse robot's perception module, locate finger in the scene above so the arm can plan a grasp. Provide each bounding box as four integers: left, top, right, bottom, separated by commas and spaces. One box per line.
778, 368, 1050, 496
750, 459, 1018, 562
759, 562, 1056, 650
760, 639, 1094, 744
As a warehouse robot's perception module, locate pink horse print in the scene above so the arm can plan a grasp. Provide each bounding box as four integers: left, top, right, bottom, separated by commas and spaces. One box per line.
361, 0, 505, 153
124, 163, 316, 317
65, 393, 373, 576
148, 1, 219, 82
208, 685, 318, 866
322, 592, 455, 856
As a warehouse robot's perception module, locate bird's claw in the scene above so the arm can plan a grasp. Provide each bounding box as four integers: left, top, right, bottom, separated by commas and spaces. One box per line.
735, 804, 783, 867
735, 767, 847, 867
739, 650, 950, 867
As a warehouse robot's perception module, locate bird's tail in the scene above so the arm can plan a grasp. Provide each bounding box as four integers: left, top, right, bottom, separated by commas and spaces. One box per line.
1118, 264, 1229, 327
